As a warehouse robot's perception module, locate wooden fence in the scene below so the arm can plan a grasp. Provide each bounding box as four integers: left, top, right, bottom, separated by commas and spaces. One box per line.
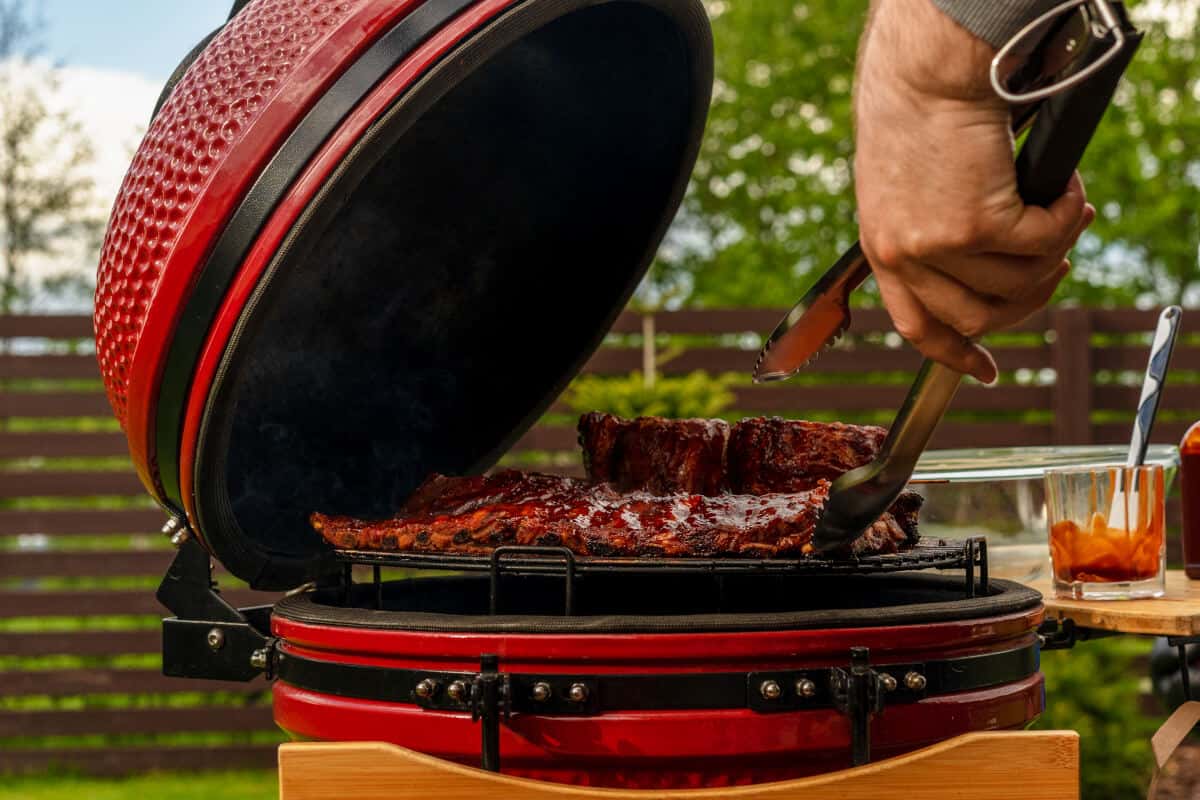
1, 308, 1197, 776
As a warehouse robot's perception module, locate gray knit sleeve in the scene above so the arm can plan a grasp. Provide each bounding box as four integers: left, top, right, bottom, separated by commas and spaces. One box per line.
931, 0, 1062, 48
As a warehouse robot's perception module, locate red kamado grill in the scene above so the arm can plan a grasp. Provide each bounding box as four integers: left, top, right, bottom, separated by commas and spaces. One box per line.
95, 0, 1046, 789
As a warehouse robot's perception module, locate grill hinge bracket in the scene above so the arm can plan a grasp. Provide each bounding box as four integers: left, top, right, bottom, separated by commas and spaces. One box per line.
157, 536, 273, 682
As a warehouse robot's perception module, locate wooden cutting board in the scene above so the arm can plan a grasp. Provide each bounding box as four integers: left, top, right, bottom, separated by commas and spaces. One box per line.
1030, 570, 1200, 637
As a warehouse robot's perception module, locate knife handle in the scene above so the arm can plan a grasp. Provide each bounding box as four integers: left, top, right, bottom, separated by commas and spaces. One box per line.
1127, 306, 1183, 468
1015, 3, 1142, 206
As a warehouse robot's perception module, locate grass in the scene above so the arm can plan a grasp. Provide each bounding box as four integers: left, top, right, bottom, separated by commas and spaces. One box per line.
0, 771, 278, 800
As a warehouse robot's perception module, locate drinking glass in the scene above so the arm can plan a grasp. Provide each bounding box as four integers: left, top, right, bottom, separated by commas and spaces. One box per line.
1044, 464, 1166, 600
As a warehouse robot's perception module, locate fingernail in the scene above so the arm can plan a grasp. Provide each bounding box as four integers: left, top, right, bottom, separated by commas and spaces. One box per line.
967, 345, 998, 386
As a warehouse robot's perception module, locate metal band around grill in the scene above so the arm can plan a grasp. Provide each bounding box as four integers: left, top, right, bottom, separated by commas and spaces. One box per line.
273, 642, 1038, 715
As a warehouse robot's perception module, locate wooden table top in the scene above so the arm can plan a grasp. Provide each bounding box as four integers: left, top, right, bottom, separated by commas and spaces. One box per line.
1027, 570, 1200, 637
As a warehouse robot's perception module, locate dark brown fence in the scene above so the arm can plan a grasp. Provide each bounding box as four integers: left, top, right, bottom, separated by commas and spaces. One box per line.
1, 309, 1197, 776
512, 307, 1200, 460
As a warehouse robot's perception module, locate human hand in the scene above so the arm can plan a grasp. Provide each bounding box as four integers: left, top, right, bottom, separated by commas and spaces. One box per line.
854, 0, 1095, 384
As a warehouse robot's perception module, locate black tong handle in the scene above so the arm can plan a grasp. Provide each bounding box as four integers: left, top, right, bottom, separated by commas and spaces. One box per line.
812, 5, 1142, 552
1017, 5, 1142, 204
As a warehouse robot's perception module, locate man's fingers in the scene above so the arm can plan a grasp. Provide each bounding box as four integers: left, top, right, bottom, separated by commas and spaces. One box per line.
875, 271, 998, 384
935, 191, 1094, 298
930, 251, 1066, 299
995, 171, 1088, 256
905, 252, 1070, 343
988, 259, 1071, 330
1069, 202, 1097, 251
904, 262, 1002, 340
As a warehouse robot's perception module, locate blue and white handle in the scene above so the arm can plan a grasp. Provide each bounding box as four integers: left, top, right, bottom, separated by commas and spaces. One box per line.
1127, 306, 1183, 468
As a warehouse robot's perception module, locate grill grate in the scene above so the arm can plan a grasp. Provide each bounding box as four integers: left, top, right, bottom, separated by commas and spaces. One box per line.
333, 537, 990, 613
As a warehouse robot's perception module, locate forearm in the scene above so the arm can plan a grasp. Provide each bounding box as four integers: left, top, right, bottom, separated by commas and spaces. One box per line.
931, 0, 1061, 48
860, 0, 1005, 103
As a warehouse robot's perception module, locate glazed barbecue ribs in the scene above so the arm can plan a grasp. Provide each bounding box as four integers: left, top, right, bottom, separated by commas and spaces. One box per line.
579, 413, 889, 493
311, 414, 923, 560
312, 470, 919, 558
578, 413, 730, 495
726, 417, 888, 493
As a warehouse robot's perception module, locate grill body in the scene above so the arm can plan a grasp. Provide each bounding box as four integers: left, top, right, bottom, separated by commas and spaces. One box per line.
97, 3, 1047, 789
269, 573, 1045, 788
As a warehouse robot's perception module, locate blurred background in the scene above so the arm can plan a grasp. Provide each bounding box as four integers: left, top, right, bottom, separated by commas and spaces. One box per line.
0, 0, 1197, 798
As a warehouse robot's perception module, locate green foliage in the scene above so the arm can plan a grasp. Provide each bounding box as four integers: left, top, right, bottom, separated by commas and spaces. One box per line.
1073, 3, 1200, 306
653, 0, 865, 308
561, 371, 736, 419
649, 0, 1200, 310
1034, 637, 1159, 800
0, 771, 277, 800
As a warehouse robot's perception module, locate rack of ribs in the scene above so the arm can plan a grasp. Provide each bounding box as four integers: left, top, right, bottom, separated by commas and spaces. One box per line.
311, 470, 919, 559
578, 413, 730, 495
579, 413, 890, 493
727, 417, 888, 493
312, 414, 923, 560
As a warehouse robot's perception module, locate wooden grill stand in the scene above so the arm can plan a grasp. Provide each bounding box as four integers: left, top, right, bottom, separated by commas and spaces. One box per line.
277, 732, 1080, 800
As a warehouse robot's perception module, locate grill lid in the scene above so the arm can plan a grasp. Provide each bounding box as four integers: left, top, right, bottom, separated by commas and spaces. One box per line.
96, 0, 713, 589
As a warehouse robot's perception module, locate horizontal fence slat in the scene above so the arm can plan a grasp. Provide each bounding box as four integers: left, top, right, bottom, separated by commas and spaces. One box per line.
0, 355, 99, 379
0, 549, 174, 578
1093, 422, 1192, 446
0, 432, 130, 458
514, 420, 1058, 455
606, 309, 1051, 336
0, 588, 274, 618
0, 509, 164, 536
0, 315, 96, 339
731, 385, 1053, 413
0, 706, 274, 737
1089, 308, 1200, 334
0, 629, 160, 656
0, 391, 112, 417
0, 669, 271, 698
513, 426, 577, 453
0, 744, 279, 777
928, 422, 1054, 449
584, 346, 1050, 375
1094, 384, 1200, 411
1094, 346, 1200, 372
0, 471, 145, 498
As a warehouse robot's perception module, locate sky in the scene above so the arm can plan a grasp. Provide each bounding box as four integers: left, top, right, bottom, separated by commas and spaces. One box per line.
41, 0, 230, 82
11, 1, 232, 302
38, 0, 235, 197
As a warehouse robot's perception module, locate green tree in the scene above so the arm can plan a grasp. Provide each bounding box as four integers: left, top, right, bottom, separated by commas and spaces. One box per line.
0, 0, 100, 314
658, 0, 865, 309
654, 0, 1199, 310
1070, 2, 1199, 306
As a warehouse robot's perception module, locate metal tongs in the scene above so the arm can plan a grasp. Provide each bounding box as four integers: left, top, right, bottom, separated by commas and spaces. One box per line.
753, 0, 1143, 553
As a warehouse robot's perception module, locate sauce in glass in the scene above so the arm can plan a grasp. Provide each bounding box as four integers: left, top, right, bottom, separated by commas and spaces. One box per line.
1049, 510, 1164, 584
1182, 422, 1200, 579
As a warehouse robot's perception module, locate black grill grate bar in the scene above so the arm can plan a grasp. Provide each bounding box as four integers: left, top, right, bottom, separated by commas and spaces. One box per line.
333, 538, 982, 578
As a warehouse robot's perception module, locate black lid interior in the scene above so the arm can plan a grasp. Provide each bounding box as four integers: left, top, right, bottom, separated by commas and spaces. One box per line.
192, 0, 713, 589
